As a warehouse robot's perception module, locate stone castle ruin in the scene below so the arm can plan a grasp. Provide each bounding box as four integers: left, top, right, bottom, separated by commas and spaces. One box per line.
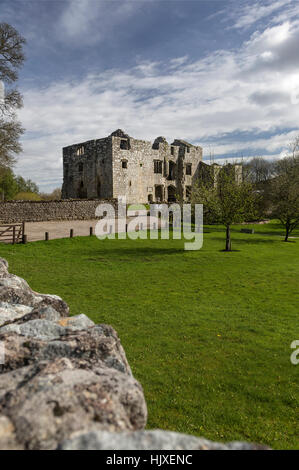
62, 129, 203, 204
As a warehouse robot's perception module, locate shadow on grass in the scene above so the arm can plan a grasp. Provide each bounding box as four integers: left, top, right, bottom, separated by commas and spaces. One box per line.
219, 249, 241, 252
209, 236, 278, 245
244, 230, 285, 237
204, 224, 288, 237
85, 246, 186, 260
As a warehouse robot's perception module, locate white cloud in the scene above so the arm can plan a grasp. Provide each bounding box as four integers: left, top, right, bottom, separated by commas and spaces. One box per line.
16, 14, 299, 191
231, 0, 294, 29
204, 130, 299, 159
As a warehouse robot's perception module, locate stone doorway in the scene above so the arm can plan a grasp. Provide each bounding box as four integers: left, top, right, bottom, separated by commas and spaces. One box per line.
78, 181, 87, 199
155, 185, 164, 202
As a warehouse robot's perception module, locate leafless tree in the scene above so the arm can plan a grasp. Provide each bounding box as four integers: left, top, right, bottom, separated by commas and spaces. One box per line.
242, 157, 275, 185
271, 138, 299, 241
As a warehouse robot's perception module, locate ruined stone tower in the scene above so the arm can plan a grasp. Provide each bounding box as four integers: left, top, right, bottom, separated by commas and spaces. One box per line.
61, 129, 203, 204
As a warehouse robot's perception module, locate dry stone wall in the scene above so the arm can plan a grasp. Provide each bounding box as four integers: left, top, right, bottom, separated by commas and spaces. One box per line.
0, 199, 118, 223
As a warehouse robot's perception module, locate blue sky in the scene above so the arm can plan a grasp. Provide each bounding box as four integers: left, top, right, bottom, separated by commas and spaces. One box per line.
1, 0, 299, 191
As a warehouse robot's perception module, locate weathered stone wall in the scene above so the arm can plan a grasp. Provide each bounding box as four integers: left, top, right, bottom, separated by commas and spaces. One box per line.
62, 138, 113, 200
0, 199, 118, 223
111, 134, 203, 203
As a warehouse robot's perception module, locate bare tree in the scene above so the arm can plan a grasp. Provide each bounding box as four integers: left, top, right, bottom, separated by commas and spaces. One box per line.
288, 135, 299, 159
242, 157, 275, 185
40, 188, 62, 201
0, 23, 25, 169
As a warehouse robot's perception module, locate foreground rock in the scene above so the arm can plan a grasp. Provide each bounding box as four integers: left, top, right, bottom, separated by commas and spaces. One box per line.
0, 258, 69, 316
58, 429, 270, 450
0, 416, 22, 450
0, 325, 132, 374
0, 358, 146, 450
0, 302, 32, 327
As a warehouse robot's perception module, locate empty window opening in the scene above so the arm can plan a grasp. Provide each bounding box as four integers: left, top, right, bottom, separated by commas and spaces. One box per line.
154, 160, 163, 174
171, 147, 174, 156
120, 139, 129, 150
76, 146, 84, 156
122, 160, 128, 169
186, 163, 192, 175
168, 161, 176, 180
187, 147, 190, 153
78, 163, 83, 172
167, 186, 176, 203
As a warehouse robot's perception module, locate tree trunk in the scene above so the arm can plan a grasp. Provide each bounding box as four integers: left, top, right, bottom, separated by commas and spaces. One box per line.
284, 225, 290, 242
225, 225, 232, 251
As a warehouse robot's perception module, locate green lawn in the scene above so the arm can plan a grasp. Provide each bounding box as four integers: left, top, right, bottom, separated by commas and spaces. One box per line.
0, 221, 298, 449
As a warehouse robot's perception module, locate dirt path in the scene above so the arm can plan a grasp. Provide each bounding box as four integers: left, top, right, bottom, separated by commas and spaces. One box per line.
24, 216, 161, 242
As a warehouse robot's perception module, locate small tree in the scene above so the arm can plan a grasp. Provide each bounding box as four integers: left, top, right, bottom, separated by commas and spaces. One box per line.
14, 175, 39, 194
271, 151, 299, 242
192, 166, 258, 251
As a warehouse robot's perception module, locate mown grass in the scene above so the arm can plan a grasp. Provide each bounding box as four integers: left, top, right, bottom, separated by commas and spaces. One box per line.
0, 221, 298, 449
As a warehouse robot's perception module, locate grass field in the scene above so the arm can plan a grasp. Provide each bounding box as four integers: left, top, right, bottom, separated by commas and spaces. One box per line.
0, 221, 298, 449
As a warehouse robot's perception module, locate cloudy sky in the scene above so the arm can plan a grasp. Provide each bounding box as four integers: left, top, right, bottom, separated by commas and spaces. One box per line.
1, 0, 299, 191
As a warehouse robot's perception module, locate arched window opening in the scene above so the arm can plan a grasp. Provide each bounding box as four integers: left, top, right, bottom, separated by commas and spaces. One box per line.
76, 146, 84, 156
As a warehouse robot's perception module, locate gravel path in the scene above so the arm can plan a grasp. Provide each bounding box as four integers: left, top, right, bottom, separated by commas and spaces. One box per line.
23, 216, 161, 242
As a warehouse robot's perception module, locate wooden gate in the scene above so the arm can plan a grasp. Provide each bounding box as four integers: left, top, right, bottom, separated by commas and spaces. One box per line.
0, 222, 25, 244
